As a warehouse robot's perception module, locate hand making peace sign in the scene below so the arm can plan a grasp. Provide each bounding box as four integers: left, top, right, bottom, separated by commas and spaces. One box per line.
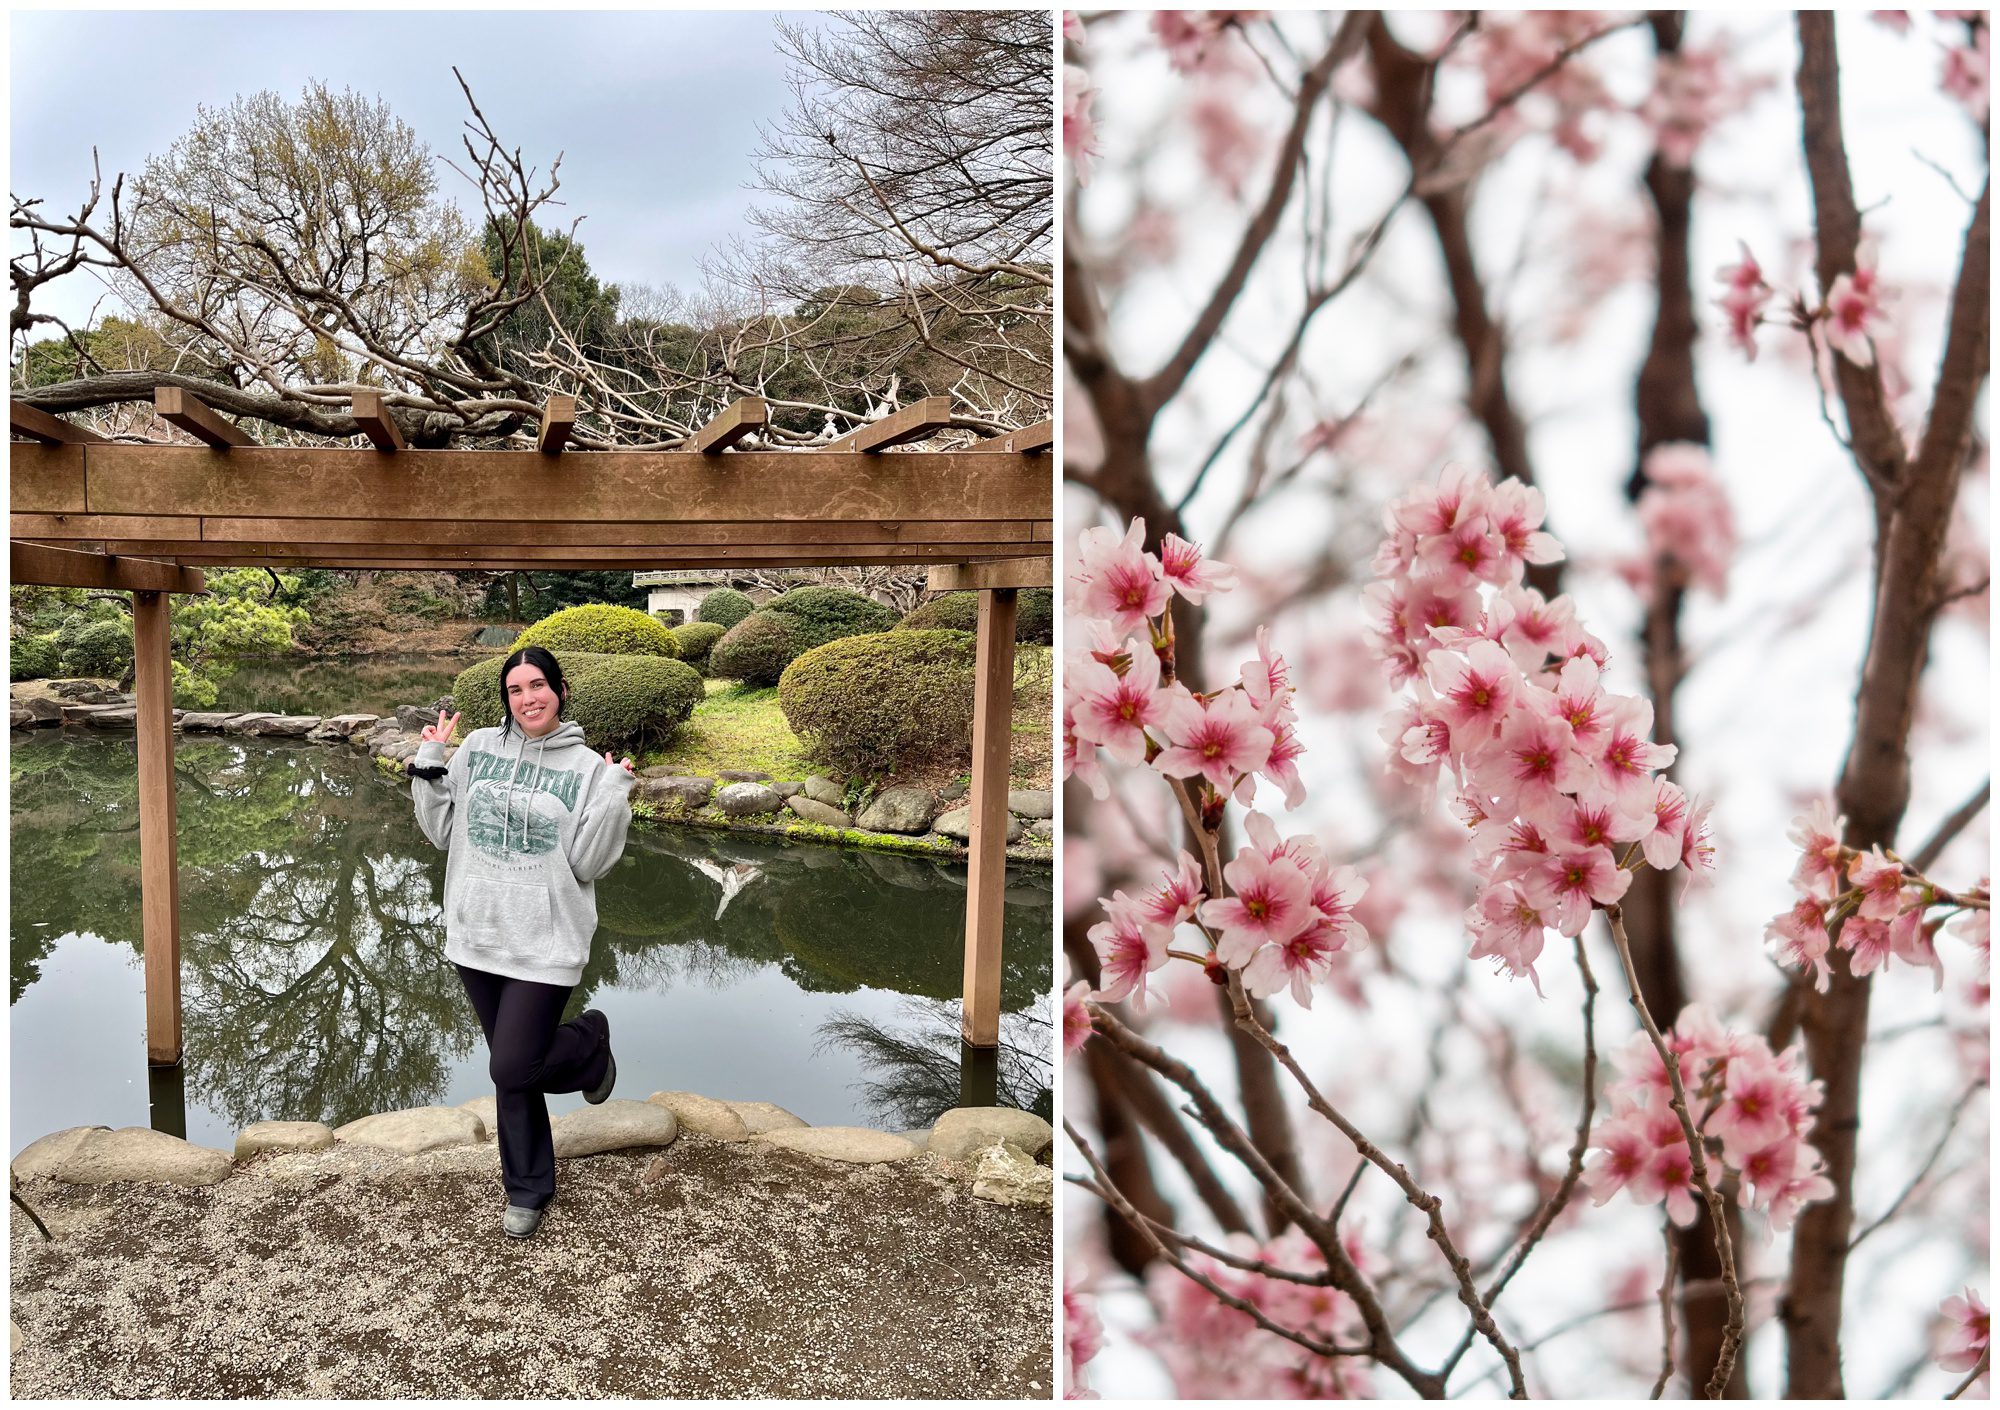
604, 751, 635, 775
420, 708, 461, 744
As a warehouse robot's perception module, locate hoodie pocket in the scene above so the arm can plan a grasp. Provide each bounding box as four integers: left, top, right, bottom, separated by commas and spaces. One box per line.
450, 877, 579, 969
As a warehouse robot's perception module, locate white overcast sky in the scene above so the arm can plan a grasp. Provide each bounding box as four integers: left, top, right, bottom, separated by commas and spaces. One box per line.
10, 9, 831, 330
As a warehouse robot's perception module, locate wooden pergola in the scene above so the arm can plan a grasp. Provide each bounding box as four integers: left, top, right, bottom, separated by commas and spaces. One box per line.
11, 390, 1053, 1066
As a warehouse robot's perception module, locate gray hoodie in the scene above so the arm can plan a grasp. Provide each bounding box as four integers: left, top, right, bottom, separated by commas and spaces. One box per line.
411, 720, 635, 987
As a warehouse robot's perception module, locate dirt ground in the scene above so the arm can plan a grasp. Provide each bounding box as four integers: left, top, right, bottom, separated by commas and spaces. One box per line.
9, 1138, 1052, 1399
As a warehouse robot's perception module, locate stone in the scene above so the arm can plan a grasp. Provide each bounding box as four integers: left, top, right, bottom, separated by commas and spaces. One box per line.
309, 713, 380, 741
57, 703, 118, 726
896, 1129, 932, 1153
648, 1091, 751, 1141
234, 1121, 336, 1159
771, 780, 803, 799
382, 738, 421, 763
47, 679, 123, 703
637, 775, 715, 809
395, 705, 438, 732
9, 1319, 18, 1354
930, 807, 1023, 844
713, 782, 782, 818
457, 1095, 497, 1139
970, 1141, 1054, 1207
785, 796, 851, 828
57, 1127, 234, 1187
938, 778, 970, 803
551, 1101, 678, 1158
334, 1106, 485, 1155
10, 1126, 109, 1181
219, 713, 282, 735
11, 704, 34, 728
802, 775, 846, 807
757, 1127, 920, 1164
725, 1100, 809, 1135
928, 1106, 1054, 1162
471, 625, 516, 648
1027, 820, 1053, 839
81, 706, 139, 729
717, 768, 773, 783
856, 787, 936, 834
1006, 789, 1054, 819
179, 711, 248, 732
15, 696, 65, 725
243, 714, 321, 738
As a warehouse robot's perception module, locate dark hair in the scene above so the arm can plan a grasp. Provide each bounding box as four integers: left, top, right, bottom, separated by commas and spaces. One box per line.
498, 646, 569, 738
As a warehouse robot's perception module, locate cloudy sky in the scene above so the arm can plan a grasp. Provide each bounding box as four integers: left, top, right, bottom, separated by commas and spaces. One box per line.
11, 9, 828, 329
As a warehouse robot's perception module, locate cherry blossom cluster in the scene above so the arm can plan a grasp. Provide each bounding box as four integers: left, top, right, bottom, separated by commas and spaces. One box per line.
1063, 1274, 1103, 1399
1140, 1228, 1374, 1399
1716, 238, 1889, 367
1874, 10, 1991, 123
1367, 465, 1713, 988
1937, 1287, 1990, 1391
1637, 39, 1769, 168
1584, 1006, 1833, 1232
1064, 520, 1369, 1010
1151, 11, 1263, 75
1765, 800, 1987, 993
1469, 11, 1618, 161
1628, 442, 1738, 597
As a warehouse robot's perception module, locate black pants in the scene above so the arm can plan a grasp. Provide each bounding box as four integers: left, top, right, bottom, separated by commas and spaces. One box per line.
455, 964, 609, 1210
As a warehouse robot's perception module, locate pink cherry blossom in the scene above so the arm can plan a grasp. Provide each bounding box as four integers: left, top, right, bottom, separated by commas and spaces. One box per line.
1940, 24, 1990, 123
1636, 441, 1737, 596
1839, 916, 1895, 978
1159, 532, 1237, 604
1073, 518, 1169, 636
1473, 710, 1584, 822
1579, 695, 1678, 817
1201, 847, 1316, 966
1088, 908, 1169, 1008
1938, 1288, 1990, 1381
1062, 10, 1085, 44
1063, 979, 1094, 1056
1467, 881, 1552, 989
1523, 846, 1631, 936
1063, 65, 1099, 184
1822, 240, 1886, 366
1848, 845, 1908, 921
1241, 923, 1343, 1007
1063, 1275, 1103, 1396
1069, 642, 1168, 765
1130, 851, 1208, 930
1787, 799, 1848, 899
1715, 241, 1773, 360
1063, 700, 1110, 800
1426, 639, 1521, 753
1256, 717, 1308, 811
1768, 896, 1833, 992
1155, 687, 1275, 791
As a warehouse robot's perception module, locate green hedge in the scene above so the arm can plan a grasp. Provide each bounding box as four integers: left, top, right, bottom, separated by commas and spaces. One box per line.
452, 650, 702, 753
777, 629, 978, 774
10, 633, 59, 681
896, 587, 1054, 644
762, 586, 899, 645
513, 604, 679, 658
708, 609, 807, 687
56, 619, 132, 679
671, 620, 726, 674
695, 588, 755, 630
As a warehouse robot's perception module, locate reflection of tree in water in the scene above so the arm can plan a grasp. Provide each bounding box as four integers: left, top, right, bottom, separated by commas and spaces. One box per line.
818, 998, 1053, 1130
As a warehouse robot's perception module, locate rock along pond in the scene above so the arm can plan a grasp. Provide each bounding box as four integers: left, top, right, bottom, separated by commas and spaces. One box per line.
10, 727, 1053, 1157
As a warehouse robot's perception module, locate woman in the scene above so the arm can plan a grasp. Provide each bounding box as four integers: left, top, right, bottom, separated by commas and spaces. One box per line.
410, 645, 637, 1239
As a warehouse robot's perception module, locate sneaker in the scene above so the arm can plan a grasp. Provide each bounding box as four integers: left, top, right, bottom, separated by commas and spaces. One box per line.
502, 1204, 543, 1239
582, 1010, 616, 1104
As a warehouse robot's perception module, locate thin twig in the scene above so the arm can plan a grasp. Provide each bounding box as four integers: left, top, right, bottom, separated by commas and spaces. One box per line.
1910, 779, 1991, 873
1847, 1080, 1988, 1251
1946, 1348, 1991, 1400
1653, 1220, 1681, 1398
1605, 903, 1745, 1398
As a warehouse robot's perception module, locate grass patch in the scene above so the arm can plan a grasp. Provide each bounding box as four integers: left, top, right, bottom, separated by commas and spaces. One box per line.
639, 680, 824, 780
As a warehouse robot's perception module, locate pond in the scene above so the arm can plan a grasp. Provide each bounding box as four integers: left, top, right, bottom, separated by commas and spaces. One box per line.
10, 729, 1053, 1158
207, 652, 484, 718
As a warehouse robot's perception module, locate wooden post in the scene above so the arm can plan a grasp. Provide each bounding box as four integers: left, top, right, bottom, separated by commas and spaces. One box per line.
961, 586, 1017, 1049
132, 590, 184, 1066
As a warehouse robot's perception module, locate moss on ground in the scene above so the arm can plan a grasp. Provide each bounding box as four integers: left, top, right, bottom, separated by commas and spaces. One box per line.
639, 681, 825, 780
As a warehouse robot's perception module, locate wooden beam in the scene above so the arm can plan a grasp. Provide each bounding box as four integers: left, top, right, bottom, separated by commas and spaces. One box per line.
155, 387, 253, 449
966, 420, 1052, 455
115, 549, 1035, 571
537, 395, 576, 455
10, 541, 206, 594
928, 557, 1053, 591
351, 390, 405, 452
14, 513, 1052, 551
13, 443, 1051, 525
133, 589, 185, 1066
961, 587, 1019, 1049
11, 400, 108, 445
823, 395, 954, 454
684, 397, 767, 454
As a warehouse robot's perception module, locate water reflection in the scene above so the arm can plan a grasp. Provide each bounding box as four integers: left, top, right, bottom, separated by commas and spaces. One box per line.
10, 731, 1052, 1152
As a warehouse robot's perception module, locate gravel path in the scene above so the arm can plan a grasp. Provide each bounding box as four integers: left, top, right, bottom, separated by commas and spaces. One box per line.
10, 1137, 1051, 1399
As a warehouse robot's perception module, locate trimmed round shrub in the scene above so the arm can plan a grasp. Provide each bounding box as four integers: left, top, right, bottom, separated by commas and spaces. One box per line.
671, 620, 726, 674
763, 587, 899, 646
10, 633, 59, 681
896, 587, 1055, 645
696, 588, 755, 630
513, 604, 678, 659
708, 609, 807, 687
778, 629, 978, 774
57, 619, 133, 679
452, 650, 702, 753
